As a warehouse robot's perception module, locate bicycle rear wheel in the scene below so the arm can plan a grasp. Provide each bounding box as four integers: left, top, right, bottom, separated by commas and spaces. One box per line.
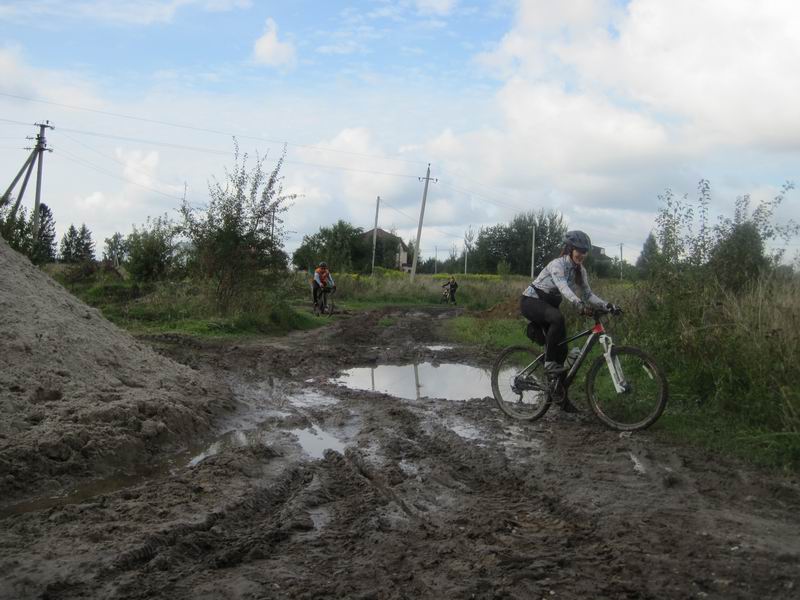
585, 346, 668, 431
491, 346, 551, 421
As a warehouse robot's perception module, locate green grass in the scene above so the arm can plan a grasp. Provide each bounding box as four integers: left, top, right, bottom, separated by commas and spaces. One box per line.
445, 313, 800, 472
657, 409, 800, 472
445, 316, 530, 349
57, 273, 326, 338
378, 316, 397, 327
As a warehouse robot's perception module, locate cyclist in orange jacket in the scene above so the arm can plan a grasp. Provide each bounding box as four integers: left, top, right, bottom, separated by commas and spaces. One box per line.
312, 262, 336, 308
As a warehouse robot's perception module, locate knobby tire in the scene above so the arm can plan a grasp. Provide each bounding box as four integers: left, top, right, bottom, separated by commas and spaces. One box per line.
585, 346, 668, 431
491, 345, 551, 421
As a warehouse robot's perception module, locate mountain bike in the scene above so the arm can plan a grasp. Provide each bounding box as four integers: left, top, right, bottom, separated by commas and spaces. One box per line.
490, 308, 668, 431
439, 288, 452, 304
314, 287, 336, 317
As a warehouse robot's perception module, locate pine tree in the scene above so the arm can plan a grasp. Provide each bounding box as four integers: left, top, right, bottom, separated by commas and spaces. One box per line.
1, 204, 30, 254
76, 224, 95, 262
636, 232, 660, 277
60, 224, 80, 263
29, 203, 57, 264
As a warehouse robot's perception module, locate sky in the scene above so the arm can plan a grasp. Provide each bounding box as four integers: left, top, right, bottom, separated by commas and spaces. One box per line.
1, 0, 798, 265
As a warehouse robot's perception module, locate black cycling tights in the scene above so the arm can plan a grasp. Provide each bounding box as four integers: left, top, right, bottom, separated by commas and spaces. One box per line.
520, 295, 568, 364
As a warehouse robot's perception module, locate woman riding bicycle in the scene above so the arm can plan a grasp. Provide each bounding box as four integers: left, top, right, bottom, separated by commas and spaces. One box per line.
520, 230, 617, 412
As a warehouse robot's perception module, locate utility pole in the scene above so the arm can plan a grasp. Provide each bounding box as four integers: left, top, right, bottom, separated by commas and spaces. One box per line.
619, 243, 624, 280
434, 245, 438, 274
371, 196, 380, 275
410, 164, 436, 282
2, 121, 54, 239
530, 223, 536, 279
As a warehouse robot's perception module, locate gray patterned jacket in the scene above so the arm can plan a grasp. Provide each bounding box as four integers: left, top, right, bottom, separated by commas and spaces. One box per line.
522, 255, 607, 309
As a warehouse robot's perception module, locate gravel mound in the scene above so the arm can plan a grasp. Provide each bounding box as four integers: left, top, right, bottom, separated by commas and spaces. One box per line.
0, 236, 232, 501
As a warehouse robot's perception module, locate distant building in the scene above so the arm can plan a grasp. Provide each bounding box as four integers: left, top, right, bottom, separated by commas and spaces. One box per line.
590, 245, 611, 261
362, 228, 410, 271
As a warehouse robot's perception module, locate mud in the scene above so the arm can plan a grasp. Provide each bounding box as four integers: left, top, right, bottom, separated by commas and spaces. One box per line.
1, 306, 799, 599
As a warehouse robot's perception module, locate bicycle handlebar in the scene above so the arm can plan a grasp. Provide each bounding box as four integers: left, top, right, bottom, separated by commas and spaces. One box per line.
584, 305, 623, 318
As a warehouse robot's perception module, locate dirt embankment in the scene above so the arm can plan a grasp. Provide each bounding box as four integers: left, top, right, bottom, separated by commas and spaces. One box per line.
0, 247, 798, 599
0, 237, 233, 501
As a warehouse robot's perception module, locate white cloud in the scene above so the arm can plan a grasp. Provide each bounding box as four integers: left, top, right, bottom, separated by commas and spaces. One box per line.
414, 0, 459, 16
0, 46, 104, 111
2, 1, 798, 264
253, 18, 297, 69
479, 0, 800, 152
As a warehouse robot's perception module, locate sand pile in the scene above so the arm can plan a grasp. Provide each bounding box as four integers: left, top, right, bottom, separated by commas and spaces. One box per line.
0, 236, 232, 500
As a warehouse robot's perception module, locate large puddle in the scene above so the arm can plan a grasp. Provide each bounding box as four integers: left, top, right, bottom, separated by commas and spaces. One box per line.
334, 362, 492, 401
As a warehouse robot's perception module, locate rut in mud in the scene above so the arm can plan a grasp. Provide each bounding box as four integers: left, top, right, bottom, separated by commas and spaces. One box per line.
1, 302, 799, 599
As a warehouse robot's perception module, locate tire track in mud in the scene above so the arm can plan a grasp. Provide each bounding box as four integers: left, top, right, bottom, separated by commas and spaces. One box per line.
2, 307, 799, 599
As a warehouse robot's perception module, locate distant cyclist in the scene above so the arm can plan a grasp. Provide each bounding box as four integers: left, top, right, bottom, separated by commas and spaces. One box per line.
441, 275, 458, 304
312, 262, 336, 308
520, 230, 618, 412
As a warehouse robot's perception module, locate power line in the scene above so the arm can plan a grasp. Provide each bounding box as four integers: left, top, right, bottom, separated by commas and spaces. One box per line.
55, 147, 187, 201
0, 91, 425, 166
0, 117, 37, 127
58, 131, 170, 183
381, 200, 418, 223
55, 126, 421, 179
436, 178, 527, 213
382, 199, 462, 241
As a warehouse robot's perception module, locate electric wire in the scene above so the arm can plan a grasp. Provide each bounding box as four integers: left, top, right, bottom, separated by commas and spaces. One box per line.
58, 131, 172, 184
0, 91, 425, 166
55, 126, 421, 179
381, 200, 464, 245
436, 178, 527, 213
0, 117, 36, 127
55, 147, 187, 201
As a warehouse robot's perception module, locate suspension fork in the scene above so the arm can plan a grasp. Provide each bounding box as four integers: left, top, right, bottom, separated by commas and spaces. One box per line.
599, 334, 628, 393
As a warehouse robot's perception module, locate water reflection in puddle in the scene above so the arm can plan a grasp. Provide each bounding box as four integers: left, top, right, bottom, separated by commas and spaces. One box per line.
335, 362, 491, 401
186, 425, 347, 465
289, 427, 346, 459
287, 390, 340, 409
425, 345, 454, 351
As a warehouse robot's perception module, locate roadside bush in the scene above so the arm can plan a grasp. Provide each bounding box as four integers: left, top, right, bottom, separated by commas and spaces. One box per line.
126, 215, 178, 282
179, 143, 295, 312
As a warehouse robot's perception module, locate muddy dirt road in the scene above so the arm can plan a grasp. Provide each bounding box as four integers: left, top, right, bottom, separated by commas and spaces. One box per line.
1, 307, 798, 599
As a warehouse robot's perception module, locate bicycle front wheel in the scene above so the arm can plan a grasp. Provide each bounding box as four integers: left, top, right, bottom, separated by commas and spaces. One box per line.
585, 346, 668, 431
491, 346, 551, 421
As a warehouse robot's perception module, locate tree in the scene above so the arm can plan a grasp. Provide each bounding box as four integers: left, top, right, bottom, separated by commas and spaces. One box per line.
636, 232, 660, 278
103, 232, 129, 266
0, 203, 30, 255
126, 216, 176, 281
76, 224, 96, 262
292, 220, 369, 273
29, 203, 57, 264
180, 143, 295, 311
470, 209, 566, 275
708, 221, 769, 291
292, 232, 325, 272
59, 225, 80, 263
652, 179, 798, 289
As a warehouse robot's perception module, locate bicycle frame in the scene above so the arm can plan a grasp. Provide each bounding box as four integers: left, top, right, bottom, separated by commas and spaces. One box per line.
523, 313, 629, 393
